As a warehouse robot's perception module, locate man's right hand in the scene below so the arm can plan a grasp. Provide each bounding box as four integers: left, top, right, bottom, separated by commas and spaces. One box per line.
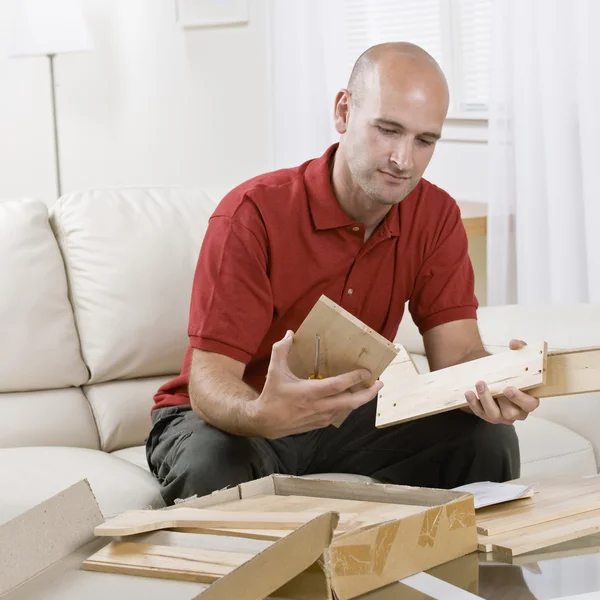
251, 330, 383, 439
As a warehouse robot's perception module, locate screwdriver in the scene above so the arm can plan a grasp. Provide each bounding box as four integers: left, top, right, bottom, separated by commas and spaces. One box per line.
308, 334, 324, 379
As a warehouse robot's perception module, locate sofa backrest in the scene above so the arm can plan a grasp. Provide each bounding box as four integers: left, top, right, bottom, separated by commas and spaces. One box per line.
1, 188, 217, 453
0, 197, 98, 448
49, 186, 217, 451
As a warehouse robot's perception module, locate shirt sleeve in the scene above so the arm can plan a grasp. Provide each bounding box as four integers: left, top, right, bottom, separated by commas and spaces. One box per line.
409, 202, 478, 335
187, 202, 273, 364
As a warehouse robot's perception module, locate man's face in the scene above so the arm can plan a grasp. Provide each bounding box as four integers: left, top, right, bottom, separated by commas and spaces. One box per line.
336, 64, 447, 206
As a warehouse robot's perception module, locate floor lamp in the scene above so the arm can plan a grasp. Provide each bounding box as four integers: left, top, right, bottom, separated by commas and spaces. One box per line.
9, 0, 93, 199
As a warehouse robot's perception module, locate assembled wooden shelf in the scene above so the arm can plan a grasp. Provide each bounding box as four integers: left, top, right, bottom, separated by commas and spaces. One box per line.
288, 295, 600, 429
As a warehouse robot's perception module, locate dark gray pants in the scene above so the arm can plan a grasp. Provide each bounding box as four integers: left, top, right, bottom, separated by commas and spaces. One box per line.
146, 399, 520, 505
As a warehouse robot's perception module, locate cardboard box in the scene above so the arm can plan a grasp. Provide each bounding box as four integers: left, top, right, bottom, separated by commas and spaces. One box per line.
0, 476, 478, 600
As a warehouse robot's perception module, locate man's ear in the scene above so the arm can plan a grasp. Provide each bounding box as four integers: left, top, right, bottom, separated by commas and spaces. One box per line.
333, 89, 352, 134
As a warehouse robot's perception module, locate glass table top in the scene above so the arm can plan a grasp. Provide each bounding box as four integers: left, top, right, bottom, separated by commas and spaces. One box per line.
358, 533, 600, 599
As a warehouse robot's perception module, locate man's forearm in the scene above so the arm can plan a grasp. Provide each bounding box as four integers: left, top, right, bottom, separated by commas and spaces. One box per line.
188, 361, 262, 437
457, 348, 490, 364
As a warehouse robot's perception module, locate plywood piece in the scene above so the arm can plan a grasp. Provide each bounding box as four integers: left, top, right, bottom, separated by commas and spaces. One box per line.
530, 347, 600, 397
376, 342, 547, 427
94, 507, 358, 537
478, 509, 600, 558
287, 295, 399, 426
82, 542, 253, 583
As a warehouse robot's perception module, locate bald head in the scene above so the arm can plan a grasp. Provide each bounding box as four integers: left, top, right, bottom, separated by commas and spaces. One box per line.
332, 42, 449, 210
347, 42, 449, 110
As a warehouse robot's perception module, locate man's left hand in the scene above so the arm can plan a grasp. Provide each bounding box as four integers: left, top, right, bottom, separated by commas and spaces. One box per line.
464, 339, 540, 425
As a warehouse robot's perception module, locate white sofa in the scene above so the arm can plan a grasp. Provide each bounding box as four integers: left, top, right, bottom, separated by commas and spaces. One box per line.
1, 187, 598, 526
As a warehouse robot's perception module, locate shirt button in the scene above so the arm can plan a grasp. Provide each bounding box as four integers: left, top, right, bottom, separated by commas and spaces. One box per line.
347, 288, 353, 295
351, 226, 360, 232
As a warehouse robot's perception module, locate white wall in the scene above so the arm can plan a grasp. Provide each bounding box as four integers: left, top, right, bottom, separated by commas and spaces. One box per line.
426, 139, 488, 203
0, 1, 56, 204
0, 0, 272, 206
0, 0, 487, 208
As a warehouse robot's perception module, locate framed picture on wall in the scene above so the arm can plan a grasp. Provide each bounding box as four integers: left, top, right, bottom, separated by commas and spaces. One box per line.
176, 0, 249, 28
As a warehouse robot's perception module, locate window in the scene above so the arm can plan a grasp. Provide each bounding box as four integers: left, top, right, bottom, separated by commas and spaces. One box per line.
342, 0, 492, 117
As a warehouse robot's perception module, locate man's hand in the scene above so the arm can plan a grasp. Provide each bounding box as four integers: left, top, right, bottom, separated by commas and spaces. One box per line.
464, 339, 540, 425
252, 330, 383, 439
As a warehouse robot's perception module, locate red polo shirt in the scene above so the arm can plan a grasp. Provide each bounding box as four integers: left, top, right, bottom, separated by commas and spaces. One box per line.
152, 144, 478, 410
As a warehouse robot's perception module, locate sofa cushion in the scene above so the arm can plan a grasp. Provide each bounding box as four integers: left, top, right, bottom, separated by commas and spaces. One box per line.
0, 447, 164, 526
516, 416, 597, 478
84, 376, 173, 452
50, 187, 216, 383
0, 198, 88, 392
112, 445, 151, 471
477, 304, 600, 351
0, 389, 99, 449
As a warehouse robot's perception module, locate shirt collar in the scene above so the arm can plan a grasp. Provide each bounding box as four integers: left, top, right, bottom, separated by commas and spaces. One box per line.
304, 143, 401, 237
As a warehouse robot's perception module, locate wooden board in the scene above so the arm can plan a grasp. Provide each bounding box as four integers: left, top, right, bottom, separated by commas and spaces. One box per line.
86, 512, 338, 600
82, 542, 252, 583
478, 509, 600, 557
476, 488, 600, 536
212, 493, 428, 520
287, 295, 399, 426
530, 347, 600, 397
376, 342, 547, 427
172, 494, 427, 541
476, 476, 600, 533
94, 507, 357, 537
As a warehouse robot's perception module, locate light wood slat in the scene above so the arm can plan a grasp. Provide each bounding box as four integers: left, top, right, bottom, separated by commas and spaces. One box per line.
376, 342, 547, 427
172, 527, 291, 541
476, 489, 600, 536
173, 494, 427, 540
82, 542, 252, 583
94, 507, 357, 537
476, 476, 600, 524
215, 494, 426, 519
530, 347, 600, 397
287, 295, 399, 427
478, 509, 600, 557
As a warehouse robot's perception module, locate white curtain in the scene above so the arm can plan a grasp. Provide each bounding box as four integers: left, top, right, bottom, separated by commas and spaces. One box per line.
487, 0, 600, 305
269, 0, 346, 170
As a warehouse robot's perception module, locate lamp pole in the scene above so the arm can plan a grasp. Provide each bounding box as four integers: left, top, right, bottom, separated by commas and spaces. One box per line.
48, 53, 62, 199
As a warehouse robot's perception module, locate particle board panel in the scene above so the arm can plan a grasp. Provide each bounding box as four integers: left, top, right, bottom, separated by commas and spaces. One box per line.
288, 295, 398, 384
376, 342, 547, 427
287, 295, 399, 426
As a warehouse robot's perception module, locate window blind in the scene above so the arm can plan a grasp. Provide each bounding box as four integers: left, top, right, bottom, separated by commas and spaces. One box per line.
342, 0, 492, 115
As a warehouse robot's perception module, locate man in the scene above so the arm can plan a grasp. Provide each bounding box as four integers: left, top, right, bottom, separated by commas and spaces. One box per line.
147, 42, 539, 505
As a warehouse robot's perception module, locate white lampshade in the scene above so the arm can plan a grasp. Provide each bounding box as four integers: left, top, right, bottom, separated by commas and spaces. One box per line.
9, 0, 93, 58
